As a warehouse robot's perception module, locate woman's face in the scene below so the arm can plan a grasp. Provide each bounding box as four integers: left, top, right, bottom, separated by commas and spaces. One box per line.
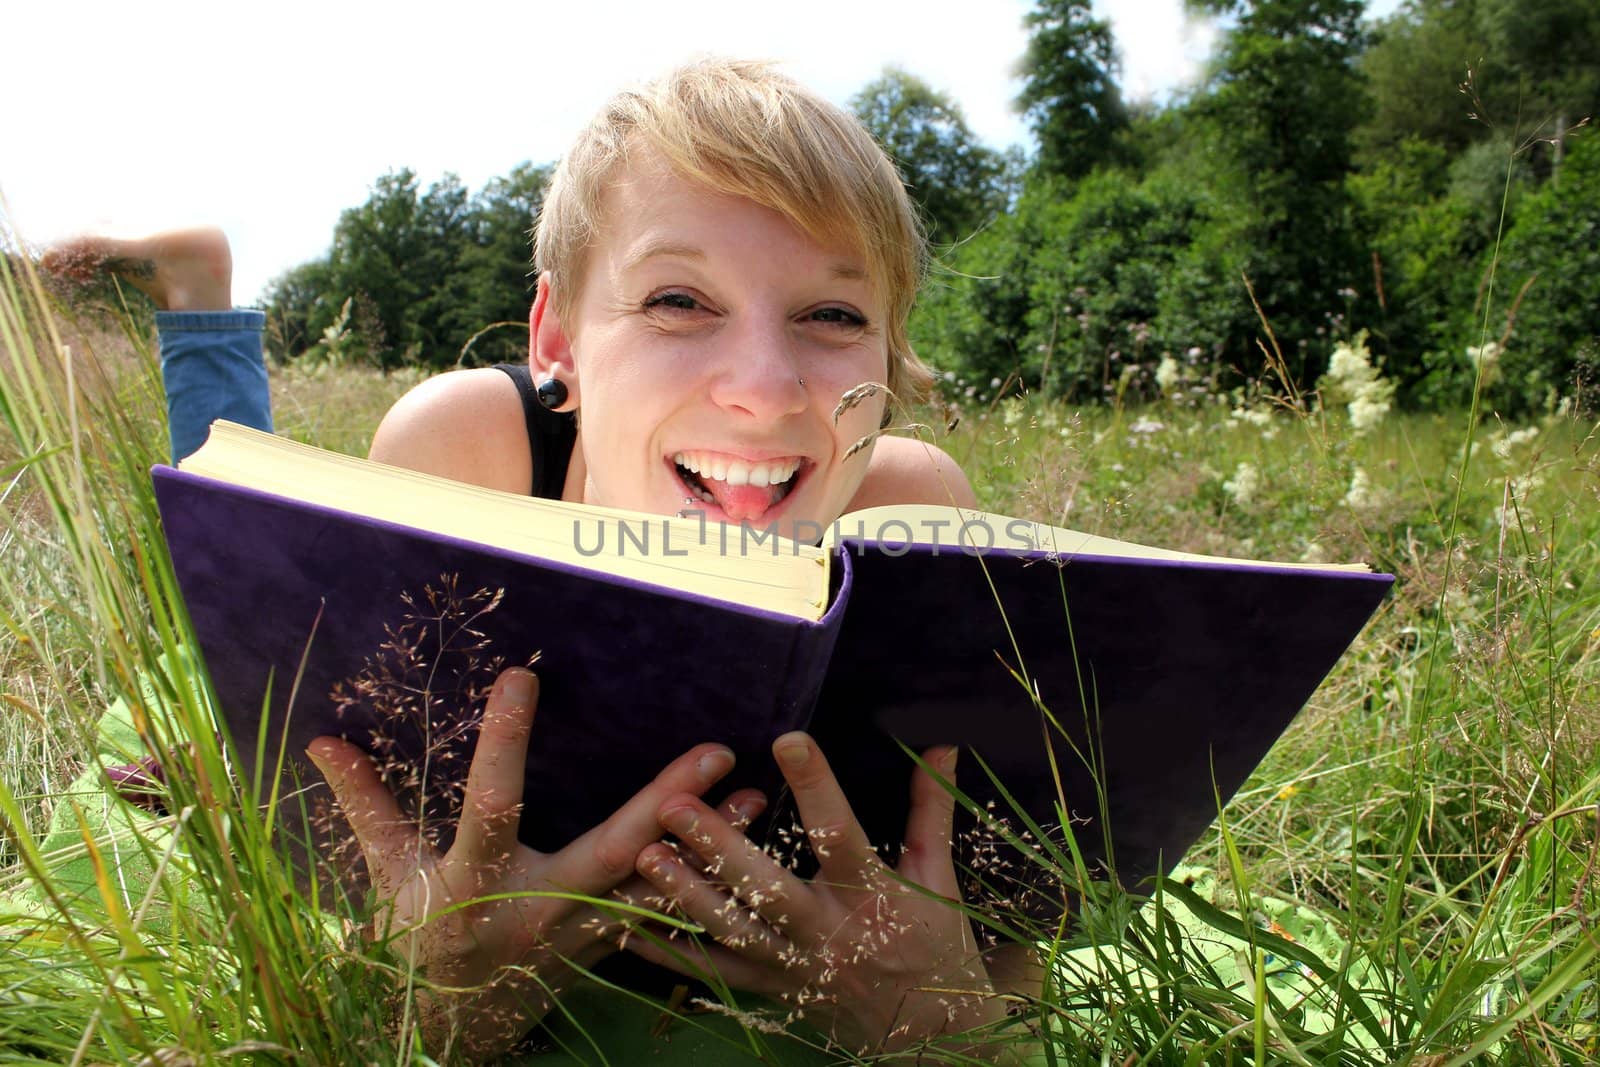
536, 161, 890, 544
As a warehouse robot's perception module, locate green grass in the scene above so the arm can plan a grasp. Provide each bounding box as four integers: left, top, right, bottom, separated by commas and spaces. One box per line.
1, 249, 1598, 1064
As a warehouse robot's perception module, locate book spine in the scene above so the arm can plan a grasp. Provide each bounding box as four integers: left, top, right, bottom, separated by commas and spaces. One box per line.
785, 549, 853, 730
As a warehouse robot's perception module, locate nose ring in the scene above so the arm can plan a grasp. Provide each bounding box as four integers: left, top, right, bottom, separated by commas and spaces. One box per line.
797, 376, 806, 387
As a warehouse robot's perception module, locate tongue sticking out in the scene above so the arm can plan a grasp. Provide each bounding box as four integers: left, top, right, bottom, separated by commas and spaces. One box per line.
700, 478, 782, 522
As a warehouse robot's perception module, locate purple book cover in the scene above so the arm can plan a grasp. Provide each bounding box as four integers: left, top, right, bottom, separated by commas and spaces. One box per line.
809, 542, 1392, 906
152, 466, 845, 867
154, 463, 1389, 913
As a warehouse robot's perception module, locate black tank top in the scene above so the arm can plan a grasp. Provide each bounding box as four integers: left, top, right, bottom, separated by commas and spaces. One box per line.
493, 363, 578, 498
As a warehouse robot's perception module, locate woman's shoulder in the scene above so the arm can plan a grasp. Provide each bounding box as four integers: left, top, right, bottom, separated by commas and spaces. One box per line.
849, 434, 978, 510
368, 367, 532, 493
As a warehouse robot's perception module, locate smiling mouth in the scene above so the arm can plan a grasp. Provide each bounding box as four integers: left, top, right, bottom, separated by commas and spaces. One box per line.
671, 450, 807, 522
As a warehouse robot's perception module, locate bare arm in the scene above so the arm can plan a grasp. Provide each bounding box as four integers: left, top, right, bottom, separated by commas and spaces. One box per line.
851, 434, 980, 511
368, 369, 533, 493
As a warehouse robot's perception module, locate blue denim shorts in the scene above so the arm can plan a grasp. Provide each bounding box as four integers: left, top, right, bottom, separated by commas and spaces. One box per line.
156, 310, 274, 463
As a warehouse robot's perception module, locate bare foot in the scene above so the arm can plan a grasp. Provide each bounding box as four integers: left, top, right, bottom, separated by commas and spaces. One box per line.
41, 227, 233, 312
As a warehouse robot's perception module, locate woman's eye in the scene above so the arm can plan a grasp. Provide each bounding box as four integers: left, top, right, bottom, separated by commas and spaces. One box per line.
644, 291, 701, 313
808, 306, 867, 328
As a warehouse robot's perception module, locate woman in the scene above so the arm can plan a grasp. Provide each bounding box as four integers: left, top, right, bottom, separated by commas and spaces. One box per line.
49, 59, 1032, 1063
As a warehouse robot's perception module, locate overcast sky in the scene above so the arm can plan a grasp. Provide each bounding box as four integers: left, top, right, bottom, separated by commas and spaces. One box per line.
2, 0, 1401, 304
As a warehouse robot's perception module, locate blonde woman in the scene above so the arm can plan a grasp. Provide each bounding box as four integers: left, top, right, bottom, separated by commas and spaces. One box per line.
51, 60, 1034, 1064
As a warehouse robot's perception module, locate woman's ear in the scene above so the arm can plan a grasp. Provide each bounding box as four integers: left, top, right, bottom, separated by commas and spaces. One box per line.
529, 274, 578, 408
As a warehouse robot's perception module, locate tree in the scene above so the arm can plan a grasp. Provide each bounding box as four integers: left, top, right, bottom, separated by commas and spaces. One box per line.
317, 169, 438, 367
1015, 0, 1129, 181
261, 257, 335, 362
1477, 0, 1600, 152
448, 162, 553, 366
1357, 0, 1499, 161
1357, 0, 1599, 176
1187, 0, 1371, 386
850, 69, 1009, 245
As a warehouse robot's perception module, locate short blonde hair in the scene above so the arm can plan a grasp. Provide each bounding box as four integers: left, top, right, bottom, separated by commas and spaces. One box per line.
535, 58, 933, 407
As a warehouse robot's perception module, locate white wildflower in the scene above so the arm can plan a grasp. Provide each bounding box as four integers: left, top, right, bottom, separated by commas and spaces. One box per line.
1321, 330, 1392, 436
1001, 398, 1026, 428
1222, 461, 1260, 508
1300, 541, 1329, 564
1155, 355, 1182, 396
1230, 404, 1275, 429
1348, 393, 1390, 434
1344, 467, 1374, 510
1491, 425, 1540, 460
1327, 341, 1369, 385
1494, 472, 1545, 531
1466, 341, 1502, 376
1128, 418, 1165, 434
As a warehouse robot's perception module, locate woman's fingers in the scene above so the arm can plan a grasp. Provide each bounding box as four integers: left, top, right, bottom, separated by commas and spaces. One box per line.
623, 920, 778, 996
898, 746, 961, 896
654, 796, 807, 928
636, 841, 790, 961
452, 668, 539, 865
306, 735, 424, 900
540, 741, 737, 895
720, 788, 767, 833
771, 732, 877, 883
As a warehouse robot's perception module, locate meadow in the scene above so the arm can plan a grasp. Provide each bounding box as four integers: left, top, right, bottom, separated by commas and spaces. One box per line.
0, 254, 1597, 1065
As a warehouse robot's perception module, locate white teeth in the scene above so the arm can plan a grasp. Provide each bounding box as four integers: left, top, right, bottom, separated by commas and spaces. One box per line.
672, 450, 802, 488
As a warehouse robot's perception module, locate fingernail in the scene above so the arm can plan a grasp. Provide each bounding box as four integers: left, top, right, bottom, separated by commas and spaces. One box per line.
943, 747, 959, 774
660, 805, 695, 835
637, 844, 671, 878
774, 734, 809, 769
732, 796, 765, 823
499, 669, 536, 705
697, 747, 734, 782
305, 739, 331, 769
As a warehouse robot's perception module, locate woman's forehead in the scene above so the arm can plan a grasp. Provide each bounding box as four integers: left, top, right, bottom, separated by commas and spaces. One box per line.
593, 161, 871, 275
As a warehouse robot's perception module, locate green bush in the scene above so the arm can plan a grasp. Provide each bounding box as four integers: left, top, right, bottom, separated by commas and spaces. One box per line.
1493, 133, 1600, 413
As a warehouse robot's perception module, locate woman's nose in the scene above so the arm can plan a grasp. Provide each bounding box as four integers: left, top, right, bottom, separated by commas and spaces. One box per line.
707, 320, 809, 422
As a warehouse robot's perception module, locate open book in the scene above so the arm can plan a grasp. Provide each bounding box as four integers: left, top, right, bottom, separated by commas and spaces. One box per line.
154, 421, 1392, 904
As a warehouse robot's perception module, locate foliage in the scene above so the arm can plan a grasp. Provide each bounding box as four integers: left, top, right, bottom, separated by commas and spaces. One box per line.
915, 170, 1217, 402
850, 68, 1013, 246
1348, 137, 1485, 405
1493, 132, 1600, 412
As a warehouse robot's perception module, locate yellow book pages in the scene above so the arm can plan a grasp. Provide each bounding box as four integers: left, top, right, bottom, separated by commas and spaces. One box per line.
179, 422, 831, 620
831, 503, 1373, 573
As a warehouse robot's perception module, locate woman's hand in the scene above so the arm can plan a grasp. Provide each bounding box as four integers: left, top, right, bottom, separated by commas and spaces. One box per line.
306, 667, 740, 1061
628, 732, 1011, 1056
